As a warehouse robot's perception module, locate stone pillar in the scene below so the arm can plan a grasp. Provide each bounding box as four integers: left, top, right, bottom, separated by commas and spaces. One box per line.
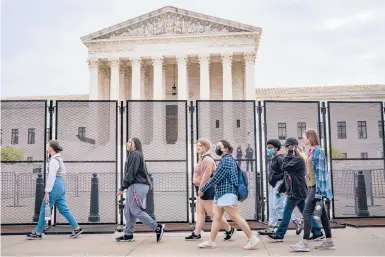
221, 53, 233, 100
162, 63, 167, 99
244, 52, 256, 100
131, 58, 142, 100
88, 58, 99, 100
130, 57, 142, 140
199, 54, 210, 100
119, 62, 126, 101
198, 54, 211, 138
152, 56, 164, 100
152, 57, 166, 145
177, 55, 188, 100
221, 53, 234, 143
109, 58, 120, 100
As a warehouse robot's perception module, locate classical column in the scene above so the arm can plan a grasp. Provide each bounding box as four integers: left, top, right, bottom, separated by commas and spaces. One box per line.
109, 58, 120, 100
152, 56, 164, 100
244, 52, 256, 100
221, 53, 233, 100
129, 57, 142, 140
198, 54, 210, 100
162, 63, 167, 99
88, 58, 99, 100
177, 55, 188, 100
131, 57, 142, 100
198, 54, 211, 138
119, 63, 126, 101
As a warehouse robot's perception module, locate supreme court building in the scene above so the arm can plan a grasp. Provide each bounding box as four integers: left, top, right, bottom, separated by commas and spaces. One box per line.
82, 6, 261, 102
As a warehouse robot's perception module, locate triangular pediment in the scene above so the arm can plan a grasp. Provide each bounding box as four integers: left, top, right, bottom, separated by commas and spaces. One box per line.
81, 6, 261, 41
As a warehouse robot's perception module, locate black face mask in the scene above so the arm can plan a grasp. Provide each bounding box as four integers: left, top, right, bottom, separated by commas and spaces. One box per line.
215, 147, 223, 156
287, 149, 294, 156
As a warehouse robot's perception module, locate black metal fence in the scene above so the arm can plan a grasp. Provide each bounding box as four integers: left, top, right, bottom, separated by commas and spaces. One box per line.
1, 99, 384, 228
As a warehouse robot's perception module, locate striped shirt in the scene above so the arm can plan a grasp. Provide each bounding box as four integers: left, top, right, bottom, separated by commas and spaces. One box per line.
200, 154, 238, 199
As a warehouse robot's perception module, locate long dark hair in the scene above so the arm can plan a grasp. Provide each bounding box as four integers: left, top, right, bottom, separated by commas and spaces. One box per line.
48, 140, 63, 153
131, 137, 143, 154
220, 139, 234, 154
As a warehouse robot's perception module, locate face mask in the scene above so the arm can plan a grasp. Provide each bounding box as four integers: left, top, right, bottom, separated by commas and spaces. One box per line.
287, 149, 294, 156
266, 149, 275, 156
215, 147, 223, 156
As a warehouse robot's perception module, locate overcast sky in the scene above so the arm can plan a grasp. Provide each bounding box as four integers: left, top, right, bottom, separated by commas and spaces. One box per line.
1, 0, 384, 97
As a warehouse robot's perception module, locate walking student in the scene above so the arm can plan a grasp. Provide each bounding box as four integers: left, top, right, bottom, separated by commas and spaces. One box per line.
185, 138, 236, 241
26, 140, 83, 240
198, 140, 260, 250
259, 139, 302, 236
116, 138, 165, 243
291, 129, 335, 252
267, 138, 323, 242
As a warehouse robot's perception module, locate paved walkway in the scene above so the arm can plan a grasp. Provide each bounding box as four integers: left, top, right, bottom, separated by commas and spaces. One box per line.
1, 227, 385, 256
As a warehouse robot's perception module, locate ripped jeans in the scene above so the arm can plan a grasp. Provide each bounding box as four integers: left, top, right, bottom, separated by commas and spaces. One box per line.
124, 183, 158, 236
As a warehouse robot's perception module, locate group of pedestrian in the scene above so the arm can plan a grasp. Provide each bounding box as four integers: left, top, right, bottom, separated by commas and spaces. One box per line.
26, 128, 334, 253
259, 129, 335, 252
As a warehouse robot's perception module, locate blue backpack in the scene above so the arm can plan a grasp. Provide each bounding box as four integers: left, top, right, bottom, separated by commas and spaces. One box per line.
235, 161, 249, 202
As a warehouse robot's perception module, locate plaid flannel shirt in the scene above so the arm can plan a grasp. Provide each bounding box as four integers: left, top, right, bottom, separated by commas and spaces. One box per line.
200, 154, 238, 199
311, 146, 333, 199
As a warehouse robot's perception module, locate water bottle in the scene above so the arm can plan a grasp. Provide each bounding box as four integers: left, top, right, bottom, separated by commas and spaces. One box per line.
44, 202, 51, 221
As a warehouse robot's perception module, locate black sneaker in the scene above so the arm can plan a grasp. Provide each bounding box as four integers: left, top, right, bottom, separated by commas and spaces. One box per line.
258, 226, 276, 236
116, 235, 135, 242
185, 232, 201, 241
69, 228, 83, 239
309, 232, 325, 241
293, 219, 303, 235
267, 233, 283, 242
156, 224, 165, 242
224, 227, 237, 241
25, 231, 42, 240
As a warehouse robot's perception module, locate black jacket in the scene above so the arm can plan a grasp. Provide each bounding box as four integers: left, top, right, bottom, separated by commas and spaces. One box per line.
278, 155, 308, 200
268, 154, 284, 187
119, 150, 150, 191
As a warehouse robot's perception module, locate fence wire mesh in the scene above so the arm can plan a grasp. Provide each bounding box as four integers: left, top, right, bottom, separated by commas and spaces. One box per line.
196, 101, 258, 220
1, 101, 47, 224
264, 101, 321, 220
126, 101, 188, 223
328, 102, 385, 218
55, 101, 118, 224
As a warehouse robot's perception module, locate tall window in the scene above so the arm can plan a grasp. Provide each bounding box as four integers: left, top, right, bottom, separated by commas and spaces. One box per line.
166, 105, 178, 144
297, 122, 306, 139
357, 121, 367, 139
11, 129, 19, 145
337, 121, 347, 139
379, 120, 384, 138
236, 119, 241, 128
361, 152, 368, 159
78, 127, 86, 140
28, 128, 35, 144
215, 120, 220, 128
27, 157, 33, 162
342, 153, 347, 159
278, 123, 287, 140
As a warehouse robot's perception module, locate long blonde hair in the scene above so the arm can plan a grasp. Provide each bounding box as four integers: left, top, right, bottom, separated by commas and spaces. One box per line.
197, 138, 211, 155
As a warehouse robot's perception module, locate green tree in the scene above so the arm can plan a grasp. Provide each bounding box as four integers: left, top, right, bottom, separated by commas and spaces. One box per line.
1, 146, 24, 161
323, 147, 344, 159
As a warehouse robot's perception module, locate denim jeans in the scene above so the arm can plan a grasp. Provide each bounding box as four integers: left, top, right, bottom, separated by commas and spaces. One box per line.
268, 180, 298, 227
35, 177, 78, 233
303, 187, 332, 239
124, 183, 158, 236
275, 197, 322, 239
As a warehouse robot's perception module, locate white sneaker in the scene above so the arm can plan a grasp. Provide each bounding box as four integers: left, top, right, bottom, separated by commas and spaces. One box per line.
198, 240, 216, 248
244, 236, 260, 250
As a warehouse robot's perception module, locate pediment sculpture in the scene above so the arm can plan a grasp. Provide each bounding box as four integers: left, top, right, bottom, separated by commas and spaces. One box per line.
95, 13, 249, 39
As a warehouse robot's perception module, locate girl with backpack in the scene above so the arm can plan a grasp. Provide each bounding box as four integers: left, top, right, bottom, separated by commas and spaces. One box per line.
198, 140, 260, 250
185, 138, 235, 241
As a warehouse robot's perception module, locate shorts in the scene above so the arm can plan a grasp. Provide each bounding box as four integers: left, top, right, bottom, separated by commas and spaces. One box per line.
195, 186, 215, 201
213, 193, 238, 207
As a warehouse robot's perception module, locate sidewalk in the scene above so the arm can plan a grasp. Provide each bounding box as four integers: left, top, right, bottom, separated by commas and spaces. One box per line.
1, 227, 385, 256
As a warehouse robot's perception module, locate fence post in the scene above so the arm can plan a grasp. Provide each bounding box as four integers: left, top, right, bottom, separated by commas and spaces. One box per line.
146, 173, 156, 220
355, 170, 370, 217
88, 173, 100, 222
33, 174, 45, 222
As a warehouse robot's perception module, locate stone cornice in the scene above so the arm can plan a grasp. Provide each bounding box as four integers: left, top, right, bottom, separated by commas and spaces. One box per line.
84, 32, 260, 52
